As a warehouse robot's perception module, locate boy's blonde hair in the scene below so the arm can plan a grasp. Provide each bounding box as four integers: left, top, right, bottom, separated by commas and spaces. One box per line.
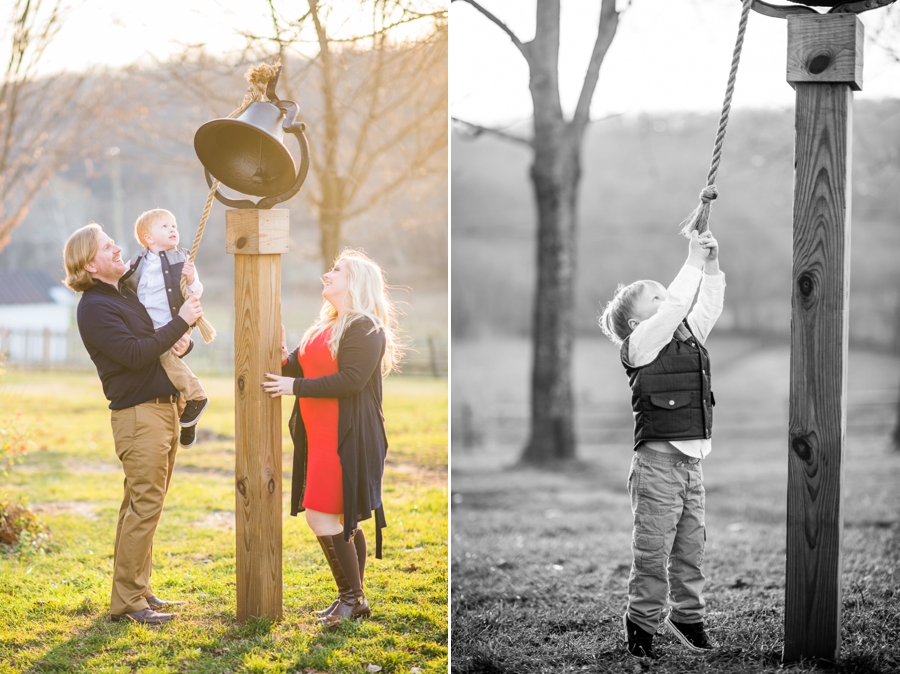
299, 249, 403, 375
134, 208, 176, 248
63, 223, 103, 292
598, 280, 650, 346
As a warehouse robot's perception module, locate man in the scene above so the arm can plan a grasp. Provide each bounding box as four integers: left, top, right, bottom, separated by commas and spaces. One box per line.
63, 223, 203, 625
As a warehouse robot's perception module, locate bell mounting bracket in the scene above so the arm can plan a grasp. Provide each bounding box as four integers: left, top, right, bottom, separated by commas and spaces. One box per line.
748, 0, 896, 19
204, 66, 311, 210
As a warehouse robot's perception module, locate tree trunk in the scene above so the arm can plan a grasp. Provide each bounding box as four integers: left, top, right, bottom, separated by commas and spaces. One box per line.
319, 172, 343, 270
456, 0, 618, 464
520, 124, 582, 463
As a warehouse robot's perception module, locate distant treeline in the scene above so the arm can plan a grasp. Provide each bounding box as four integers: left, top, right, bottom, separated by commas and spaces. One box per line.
0, 53, 447, 334
452, 100, 900, 350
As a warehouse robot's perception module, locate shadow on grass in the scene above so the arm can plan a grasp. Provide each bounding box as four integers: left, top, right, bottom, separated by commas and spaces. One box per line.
25, 605, 376, 673
29, 612, 150, 673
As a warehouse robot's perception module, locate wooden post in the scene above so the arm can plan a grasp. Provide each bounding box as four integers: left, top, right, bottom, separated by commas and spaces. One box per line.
783, 14, 862, 663
226, 208, 289, 622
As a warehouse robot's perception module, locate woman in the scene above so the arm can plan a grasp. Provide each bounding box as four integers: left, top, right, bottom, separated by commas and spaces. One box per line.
263, 249, 402, 625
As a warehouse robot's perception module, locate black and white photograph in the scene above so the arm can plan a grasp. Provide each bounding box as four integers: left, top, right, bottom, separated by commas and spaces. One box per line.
450, 1, 900, 672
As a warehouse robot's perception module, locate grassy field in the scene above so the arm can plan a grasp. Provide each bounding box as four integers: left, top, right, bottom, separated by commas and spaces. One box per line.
451, 335, 900, 673
0, 371, 447, 674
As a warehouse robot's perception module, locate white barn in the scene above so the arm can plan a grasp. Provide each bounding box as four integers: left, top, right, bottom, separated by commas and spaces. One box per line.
0, 270, 75, 363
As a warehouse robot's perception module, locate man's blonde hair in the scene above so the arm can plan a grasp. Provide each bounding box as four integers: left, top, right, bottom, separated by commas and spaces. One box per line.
134, 208, 175, 248
299, 249, 404, 375
63, 223, 103, 292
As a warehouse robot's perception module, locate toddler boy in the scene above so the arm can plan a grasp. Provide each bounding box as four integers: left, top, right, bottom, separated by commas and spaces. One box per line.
122, 208, 209, 447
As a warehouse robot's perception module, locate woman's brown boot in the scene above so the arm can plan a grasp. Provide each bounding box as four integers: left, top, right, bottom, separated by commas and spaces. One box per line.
353, 526, 367, 588
314, 535, 352, 616
318, 532, 370, 626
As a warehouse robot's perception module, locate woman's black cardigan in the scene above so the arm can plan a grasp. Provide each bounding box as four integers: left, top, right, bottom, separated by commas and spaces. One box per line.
282, 316, 388, 558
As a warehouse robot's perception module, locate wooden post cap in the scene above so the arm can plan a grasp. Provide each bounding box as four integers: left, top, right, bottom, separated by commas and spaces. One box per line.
225, 209, 290, 255
787, 14, 863, 91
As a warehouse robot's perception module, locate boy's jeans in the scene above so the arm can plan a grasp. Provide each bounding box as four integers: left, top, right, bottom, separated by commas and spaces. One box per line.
626, 446, 706, 635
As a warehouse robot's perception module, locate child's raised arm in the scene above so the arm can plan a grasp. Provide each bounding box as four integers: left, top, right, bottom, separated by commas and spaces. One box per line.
686, 231, 724, 345
627, 232, 707, 366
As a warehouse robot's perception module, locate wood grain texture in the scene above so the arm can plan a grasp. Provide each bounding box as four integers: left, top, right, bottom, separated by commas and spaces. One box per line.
225, 209, 290, 255
787, 14, 863, 91
232, 251, 283, 621
783, 82, 852, 663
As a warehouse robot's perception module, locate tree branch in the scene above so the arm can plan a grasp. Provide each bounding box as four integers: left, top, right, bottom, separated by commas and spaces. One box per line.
453, 0, 527, 55
572, 0, 618, 129
451, 117, 533, 148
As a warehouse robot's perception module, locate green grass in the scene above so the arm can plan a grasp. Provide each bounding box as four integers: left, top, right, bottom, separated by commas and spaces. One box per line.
451, 336, 900, 673
0, 371, 447, 674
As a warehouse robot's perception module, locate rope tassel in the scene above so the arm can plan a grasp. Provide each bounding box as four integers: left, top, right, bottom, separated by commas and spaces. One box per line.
183, 62, 282, 344
679, 0, 752, 238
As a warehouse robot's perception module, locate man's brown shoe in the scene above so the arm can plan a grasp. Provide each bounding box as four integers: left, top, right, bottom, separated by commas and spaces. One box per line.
145, 595, 185, 610
111, 608, 175, 625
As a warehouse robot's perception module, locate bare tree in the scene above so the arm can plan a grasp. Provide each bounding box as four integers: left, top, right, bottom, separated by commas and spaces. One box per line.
0, 0, 122, 251
452, 0, 622, 464
188, 0, 449, 271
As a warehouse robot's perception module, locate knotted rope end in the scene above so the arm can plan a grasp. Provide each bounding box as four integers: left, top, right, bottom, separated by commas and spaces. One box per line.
678, 185, 718, 238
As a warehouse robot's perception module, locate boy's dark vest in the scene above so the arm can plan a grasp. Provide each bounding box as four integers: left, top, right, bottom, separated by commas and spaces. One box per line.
620, 321, 714, 450
121, 248, 190, 320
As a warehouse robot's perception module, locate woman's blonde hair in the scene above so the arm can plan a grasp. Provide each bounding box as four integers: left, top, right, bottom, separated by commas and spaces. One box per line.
134, 208, 175, 248
299, 249, 403, 375
63, 223, 103, 292
598, 280, 649, 346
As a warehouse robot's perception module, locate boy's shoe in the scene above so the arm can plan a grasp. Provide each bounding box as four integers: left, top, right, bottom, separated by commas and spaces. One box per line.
180, 398, 209, 428
664, 615, 714, 652
623, 613, 660, 660
180, 424, 197, 448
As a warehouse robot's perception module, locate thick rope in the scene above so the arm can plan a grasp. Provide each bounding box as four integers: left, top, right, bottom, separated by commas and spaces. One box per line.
679, 0, 753, 237
182, 62, 282, 343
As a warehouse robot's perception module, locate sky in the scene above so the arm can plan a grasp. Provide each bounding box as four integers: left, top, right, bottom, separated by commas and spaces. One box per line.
35, 0, 444, 75
451, 0, 900, 126
37, 2, 269, 73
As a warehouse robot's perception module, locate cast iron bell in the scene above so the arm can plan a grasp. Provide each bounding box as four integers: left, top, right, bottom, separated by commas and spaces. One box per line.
194, 66, 310, 209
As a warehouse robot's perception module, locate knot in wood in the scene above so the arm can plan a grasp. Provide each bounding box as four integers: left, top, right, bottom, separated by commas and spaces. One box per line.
236, 236, 247, 250
797, 272, 815, 299
236, 477, 248, 496
237, 375, 245, 392
267, 478, 276, 494
808, 52, 831, 76
791, 435, 813, 462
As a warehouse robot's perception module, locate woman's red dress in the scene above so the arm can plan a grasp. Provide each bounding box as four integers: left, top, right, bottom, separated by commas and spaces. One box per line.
298, 328, 343, 514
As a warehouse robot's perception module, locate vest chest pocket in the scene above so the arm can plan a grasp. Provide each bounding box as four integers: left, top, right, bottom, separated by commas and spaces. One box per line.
647, 392, 692, 436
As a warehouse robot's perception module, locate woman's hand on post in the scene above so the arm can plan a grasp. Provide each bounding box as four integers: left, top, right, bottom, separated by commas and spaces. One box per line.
178, 296, 203, 325
262, 373, 294, 398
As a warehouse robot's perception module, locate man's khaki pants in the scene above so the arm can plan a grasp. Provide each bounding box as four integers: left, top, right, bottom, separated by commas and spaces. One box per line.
109, 398, 179, 615
159, 350, 206, 404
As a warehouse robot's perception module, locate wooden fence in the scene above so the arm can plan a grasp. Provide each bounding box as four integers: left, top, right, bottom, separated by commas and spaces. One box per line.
0, 328, 447, 377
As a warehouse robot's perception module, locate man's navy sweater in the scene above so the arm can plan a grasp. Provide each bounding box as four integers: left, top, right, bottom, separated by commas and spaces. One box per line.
76, 279, 188, 410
